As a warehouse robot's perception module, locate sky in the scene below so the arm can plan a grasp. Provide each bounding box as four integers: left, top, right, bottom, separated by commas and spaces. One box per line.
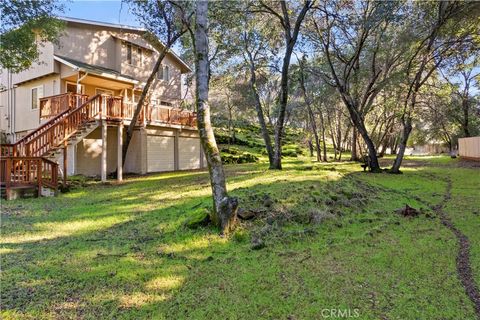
58, 0, 139, 27
56, 0, 478, 93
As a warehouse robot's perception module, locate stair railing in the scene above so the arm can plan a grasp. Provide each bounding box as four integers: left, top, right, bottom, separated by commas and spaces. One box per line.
16, 94, 102, 157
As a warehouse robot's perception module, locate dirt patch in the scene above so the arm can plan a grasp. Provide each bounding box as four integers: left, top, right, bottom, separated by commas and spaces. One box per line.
434, 177, 480, 318
395, 205, 420, 217
378, 158, 427, 168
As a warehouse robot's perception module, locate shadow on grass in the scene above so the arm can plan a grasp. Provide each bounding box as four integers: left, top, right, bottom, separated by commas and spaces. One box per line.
1, 159, 477, 319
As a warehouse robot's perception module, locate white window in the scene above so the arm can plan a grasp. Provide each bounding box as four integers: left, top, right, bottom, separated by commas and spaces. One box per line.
157, 66, 163, 80
31, 86, 43, 110
164, 65, 170, 81
137, 47, 142, 66
156, 65, 170, 81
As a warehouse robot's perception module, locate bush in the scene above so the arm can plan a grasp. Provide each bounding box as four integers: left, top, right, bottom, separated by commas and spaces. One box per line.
221, 149, 259, 164
282, 144, 304, 157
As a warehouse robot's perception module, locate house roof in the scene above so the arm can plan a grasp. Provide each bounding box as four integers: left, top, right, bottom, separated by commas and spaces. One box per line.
54, 55, 141, 85
59, 17, 146, 33
58, 17, 192, 73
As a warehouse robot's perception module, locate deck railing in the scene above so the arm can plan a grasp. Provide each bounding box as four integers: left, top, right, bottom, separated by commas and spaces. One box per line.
40, 94, 196, 127
1, 93, 196, 197
40, 93, 88, 119
104, 96, 196, 127
0, 157, 58, 193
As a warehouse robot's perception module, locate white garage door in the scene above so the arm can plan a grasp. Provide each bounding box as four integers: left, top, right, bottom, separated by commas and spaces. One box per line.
179, 137, 201, 170
147, 135, 175, 172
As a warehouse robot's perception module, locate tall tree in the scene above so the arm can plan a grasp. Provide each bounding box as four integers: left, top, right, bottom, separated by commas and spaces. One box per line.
240, 8, 280, 166
297, 56, 322, 162
309, 0, 404, 172
440, 53, 480, 138
123, 0, 190, 165
251, 0, 313, 169
0, 0, 64, 72
391, 1, 479, 172
192, 0, 238, 233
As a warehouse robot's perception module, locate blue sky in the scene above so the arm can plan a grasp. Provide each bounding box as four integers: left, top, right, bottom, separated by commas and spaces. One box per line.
59, 0, 139, 27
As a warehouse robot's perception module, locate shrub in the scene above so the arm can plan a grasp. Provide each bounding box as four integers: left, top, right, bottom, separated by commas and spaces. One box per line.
221, 150, 259, 164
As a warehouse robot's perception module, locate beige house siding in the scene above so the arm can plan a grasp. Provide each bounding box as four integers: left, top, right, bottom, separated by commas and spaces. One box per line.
11, 42, 56, 85
76, 126, 119, 176
15, 75, 61, 133
0, 90, 8, 134
124, 129, 145, 174
119, 39, 183, 100
55, 24, 117, 70
459, 137, 480, 160
54, 24, 184, 101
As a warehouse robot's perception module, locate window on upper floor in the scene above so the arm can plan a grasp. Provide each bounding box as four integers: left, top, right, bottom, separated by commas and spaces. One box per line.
125, 41, 144, 67
31, 86, 43, 110
127, 43, 132, 65
137, 47, 142, 66
157, 65, 163, 80
164, 66, 170, 81
156, 65, 170, 81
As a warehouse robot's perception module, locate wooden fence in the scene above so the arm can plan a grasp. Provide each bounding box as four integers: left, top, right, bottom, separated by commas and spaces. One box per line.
459, 136, 480, 160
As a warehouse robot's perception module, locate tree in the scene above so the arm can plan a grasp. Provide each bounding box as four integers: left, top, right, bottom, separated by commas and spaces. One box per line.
192, 0, 238, 233
309, 0, 404, 172
0, 0, 64, 72
391, 1, 480, 173
123, 0, 190, 166
297, 56, 322, 162
440, 52, 480, 137
240, 8, 279, 166
250, 0, 313, 169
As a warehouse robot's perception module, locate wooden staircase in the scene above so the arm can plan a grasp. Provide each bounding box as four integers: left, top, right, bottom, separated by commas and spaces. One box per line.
1, 92, 198, 200
0, 94, 105, 199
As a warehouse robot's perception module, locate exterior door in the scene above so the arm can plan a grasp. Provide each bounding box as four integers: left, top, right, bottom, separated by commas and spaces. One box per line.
147, 135, 175, 172
179, 137, 201, 170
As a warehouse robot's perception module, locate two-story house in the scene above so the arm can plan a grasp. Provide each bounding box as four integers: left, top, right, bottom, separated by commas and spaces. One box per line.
0, 17, 205, 198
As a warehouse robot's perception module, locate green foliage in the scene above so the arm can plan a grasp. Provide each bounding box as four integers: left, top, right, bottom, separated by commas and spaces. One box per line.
1, 157, 479, 319
282, 144, 304, 158
221, 147, 259, 164
0, 1, 65, 72
184, 208, 211, 229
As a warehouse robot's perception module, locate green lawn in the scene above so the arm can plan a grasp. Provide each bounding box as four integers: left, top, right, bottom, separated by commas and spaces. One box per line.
1, 156, 479, 319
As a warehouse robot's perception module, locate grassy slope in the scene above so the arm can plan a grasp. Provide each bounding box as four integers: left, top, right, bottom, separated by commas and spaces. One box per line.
1, 156, 479, 319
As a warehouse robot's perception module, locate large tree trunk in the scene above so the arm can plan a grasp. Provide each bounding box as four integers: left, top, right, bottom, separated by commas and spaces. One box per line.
307, 138, 314, 157
299, 66, 321, 162
318, 107, 328, 162
391, 116, 412, 173
122, 48, 168, 166
462, 97, 470, 137
194, 0, 238, 233
346, 106, 380, 171
327, 111, 337, 160
245, 52, 275, 166
271, 46, 294, 170
351, 127, 358, 161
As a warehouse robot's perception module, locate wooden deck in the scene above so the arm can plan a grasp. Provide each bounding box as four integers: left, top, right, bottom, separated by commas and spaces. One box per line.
1, 93, 196, 199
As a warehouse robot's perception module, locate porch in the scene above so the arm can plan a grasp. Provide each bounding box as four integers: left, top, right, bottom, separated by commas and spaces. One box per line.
39, 92, 196, 128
